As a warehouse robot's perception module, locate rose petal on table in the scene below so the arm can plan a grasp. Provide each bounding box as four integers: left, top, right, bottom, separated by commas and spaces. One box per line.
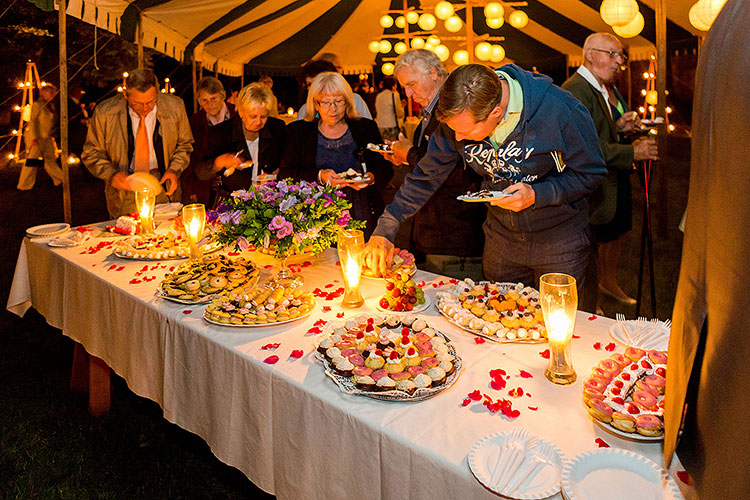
129, 279, 142, 284
593, 342, 602, 350
335, 261, 340, 266
263, 355, 279, 364
595, 438, 610, 448
507, 409, 521, 419
572, 334, 581, 339
116, 266, 125, 271
489, 368, 506, 378
468, 389, 482, 401
325, 283, 334, 288
474, 337, 485, 344
539, 349, 550, 359
588, 314, 597, 321
528, 406, 538, 411
526, 392, 532, 397
313, 319, 327, 327
491, 378, 507, 391
182, 310, 192, 314
676, 471, 692, 485
519, 370, 533, 378
263, 265, 274, 269
449, 279, 459, 285
431, 283, 438, 288
290, 350, 303, 359
301, 261, 312, 267
108, 264, 117, 271
509, 387, 524, 397
305, 327, 322, 336
228, 252, 240, 256
604, 342, 616, 352
461, 398, 472, 407
336, 312, 345, 318
322, 306, 331, 313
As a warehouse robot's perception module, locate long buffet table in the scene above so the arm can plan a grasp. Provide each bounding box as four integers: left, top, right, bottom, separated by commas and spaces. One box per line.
8, 226, 695, 500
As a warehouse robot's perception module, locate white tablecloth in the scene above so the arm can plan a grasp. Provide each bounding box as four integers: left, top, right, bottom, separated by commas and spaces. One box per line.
8, 227, 695, 500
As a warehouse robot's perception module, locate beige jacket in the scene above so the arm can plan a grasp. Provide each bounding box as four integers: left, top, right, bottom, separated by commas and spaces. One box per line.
82, 92, 193, 217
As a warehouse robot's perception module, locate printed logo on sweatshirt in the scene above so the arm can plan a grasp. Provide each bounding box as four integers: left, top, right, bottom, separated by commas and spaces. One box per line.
463, 140, 538, 184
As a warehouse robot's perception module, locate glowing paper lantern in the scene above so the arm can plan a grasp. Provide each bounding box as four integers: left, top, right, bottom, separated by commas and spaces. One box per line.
380, 15, 394, 28
490, 44, 506, 63
689, 1, 712, 30
453, 50, 469, 66
445, 15, 463, 33
434, 44, 450, 62
487, 17, 504, 29
382, 63, 395, 76
427, 35, 441, 46
418, 13, 437, 31
509, 10, 529, 29
435, 1, 455, 20
646, 90, 658, 105
600, 0, 639, 27
395, 16, 406, 29
613, 11, 644, 38
411, 37, 425, 49
368, 41, 381, 53
484, 2, 504, 19
475, 42, 493, 61
394, 41, 408, 55
379, 40, 392, 54
692, 0, 728, 29
405, 11, 419, 24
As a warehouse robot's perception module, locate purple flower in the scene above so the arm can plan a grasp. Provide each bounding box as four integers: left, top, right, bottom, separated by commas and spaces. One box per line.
207, 210, 219, 223
276, 180, 288, 193
276, 221, 293, 239
300, 186, 313, 196
236, 236, 250, 250
336, 210, 351, 227
231, 189, 254, 201
218, 209, 242, 225
262, 190, 278, 203
304, 198, 315, 204
215, 203, 231, 213
269, 215, 287, 230
279, 195, 297, 212
334, 190, 345, 197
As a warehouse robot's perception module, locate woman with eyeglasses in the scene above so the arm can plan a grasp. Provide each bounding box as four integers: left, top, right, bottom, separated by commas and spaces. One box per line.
280, 72, 392, 237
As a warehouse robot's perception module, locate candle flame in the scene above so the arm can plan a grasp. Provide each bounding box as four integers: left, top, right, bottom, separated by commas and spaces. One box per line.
343, 255, 361, 288
548, 309, 573, 343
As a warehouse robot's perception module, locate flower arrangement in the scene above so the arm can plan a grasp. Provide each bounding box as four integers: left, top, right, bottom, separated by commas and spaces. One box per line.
208, 179, 365, 258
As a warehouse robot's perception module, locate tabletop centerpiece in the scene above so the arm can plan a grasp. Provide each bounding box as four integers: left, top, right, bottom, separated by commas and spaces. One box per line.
208, 178, 364, 286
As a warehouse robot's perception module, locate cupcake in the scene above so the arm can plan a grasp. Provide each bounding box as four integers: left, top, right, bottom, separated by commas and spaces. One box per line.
385, 315, 401, 329
403, 347, 422, 367
395, 379, 417, 395
411, 318, 427, 332
376, 376, 396, 392
385, 351, 406, 374
364, 350, 386, 370
377, 335, 395, 351
352, 366, 373, 378
354, 375, 376, 391
414, 373, 433, 389
426, 367, 447, 386
348, 353, 366, 367
372, 315, 386, 327
363, 323, 379, 343
334, 357, 355, 377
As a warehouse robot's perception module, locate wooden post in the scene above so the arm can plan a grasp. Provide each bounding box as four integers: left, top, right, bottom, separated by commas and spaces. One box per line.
466, 0, 474, 63
192, 55, 198, 114
655, 0, 668, 239
137, 11, 144, 69
59, 0, 72, 224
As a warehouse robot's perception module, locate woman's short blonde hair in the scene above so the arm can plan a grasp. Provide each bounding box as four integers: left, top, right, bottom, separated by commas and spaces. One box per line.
304, 72, 359, 121
237, 82, 274, 114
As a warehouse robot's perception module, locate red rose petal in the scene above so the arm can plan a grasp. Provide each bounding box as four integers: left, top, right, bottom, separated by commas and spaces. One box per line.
539, 349, 550, 359
528, 406, 538, 411
588, 314, 597, 321
461, 398, 471, 407
129, 279, 142, 284
290, 350, 303, 359
468, 390, 482, 401
519, 370, 533, 378
302, 261, 313, 267
593, 342, 602, 350
324, 283, 334, 288
595, 438, 610, 448
313, 319, 327, 327
108, 264, 117, 271
263, 264, 274, 269
474, 337, 486, 344
604, 342, 616, 352
336, 312, 345, 318
676, 471, 692, 486
182, 310, 192, 314
489, 368, 506, 378
507, 409, 520, 419
526, 392, 532, 397
572, 334, 581, 339
490, 378, 507, 391
227, 251, 240, 256
322, 306, 331, 313
335, 261, 340, 266
263, 355, 279, 364
449, 279, 459, 284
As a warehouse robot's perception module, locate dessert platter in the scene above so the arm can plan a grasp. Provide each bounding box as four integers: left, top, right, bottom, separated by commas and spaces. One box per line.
113, 233, 221, 260
361, 248, 416, 279
157, 254, 260, 304
468, 428, 565, 500
105, 214, 141, 235
437, 280, 547, 343
366, 142, 393, 153
313, 313, 462, 401
376, 273, 429, 313
203, 283, 316, 326
583, 347, 667, 441
457, 189, 512, 203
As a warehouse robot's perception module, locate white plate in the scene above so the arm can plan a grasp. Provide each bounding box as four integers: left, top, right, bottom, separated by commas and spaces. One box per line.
203, 305, 315, 328
561, 448, 682, 500
26, 223, 70, 238
468, 430, 565, 500
376, 293, 431, 314
457, 191, 512, 203
609, 319, 670, 351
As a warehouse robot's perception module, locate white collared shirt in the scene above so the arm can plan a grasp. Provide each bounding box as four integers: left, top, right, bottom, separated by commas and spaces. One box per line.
245, 136, 260, 180
128, 104, 158, 172
206, 102, 230, 126
576, 65, 612, 118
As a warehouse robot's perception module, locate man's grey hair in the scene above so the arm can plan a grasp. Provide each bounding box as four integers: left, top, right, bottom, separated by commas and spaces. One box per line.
125, 69, 159, 93
394, 49, 448, 78
582, 33, 621, 56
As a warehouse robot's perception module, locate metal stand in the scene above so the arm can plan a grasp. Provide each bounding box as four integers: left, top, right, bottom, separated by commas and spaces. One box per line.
635, 160, 657, 317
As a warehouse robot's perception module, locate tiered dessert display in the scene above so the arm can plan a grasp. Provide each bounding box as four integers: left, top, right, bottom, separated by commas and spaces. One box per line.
157, 254, 259, 304
437, 279, 547, 343
313, 313, 462, 401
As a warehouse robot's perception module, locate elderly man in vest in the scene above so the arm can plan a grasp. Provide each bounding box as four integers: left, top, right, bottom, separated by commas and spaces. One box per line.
82, 69, 193, 218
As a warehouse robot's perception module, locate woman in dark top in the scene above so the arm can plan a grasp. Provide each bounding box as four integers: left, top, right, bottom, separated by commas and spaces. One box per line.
280, 72, 392, 237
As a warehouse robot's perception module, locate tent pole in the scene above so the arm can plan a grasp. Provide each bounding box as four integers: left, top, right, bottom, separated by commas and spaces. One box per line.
466, 0, 474, 63
137, 11, 144, 69
59, 0, 72, 224
192, 55, 198, 114
655, 0, 668, 239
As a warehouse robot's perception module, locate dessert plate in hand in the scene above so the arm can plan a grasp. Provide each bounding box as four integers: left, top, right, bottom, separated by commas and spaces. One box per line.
468, 429, 564, 500
366, 142, 393, 153
609, 318, 670, 351
26, 223, 70, 239
457, 190, 511, 203
561, 449, 682, 500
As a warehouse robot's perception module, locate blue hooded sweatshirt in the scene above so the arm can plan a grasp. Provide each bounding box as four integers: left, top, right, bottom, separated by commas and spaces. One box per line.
372, 64, 606, 244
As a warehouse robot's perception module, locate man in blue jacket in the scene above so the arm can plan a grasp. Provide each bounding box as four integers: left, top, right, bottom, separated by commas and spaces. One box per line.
364, 64, 606, 294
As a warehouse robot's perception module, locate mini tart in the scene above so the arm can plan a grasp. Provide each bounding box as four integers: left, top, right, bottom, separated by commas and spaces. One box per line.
395, 379, 417, 395
353, 375, 376, 391
376, 376, 396, 391
426, 367, 447, 386
413, 373, 432, 389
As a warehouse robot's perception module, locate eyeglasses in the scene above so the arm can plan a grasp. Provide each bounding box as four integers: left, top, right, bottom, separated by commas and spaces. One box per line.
591, 48, 628, 62
316, 99, 346, 109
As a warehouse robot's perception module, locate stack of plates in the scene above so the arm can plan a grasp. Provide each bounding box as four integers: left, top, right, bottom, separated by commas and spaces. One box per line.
561, 449, 682, 500
26, 223, 70, 239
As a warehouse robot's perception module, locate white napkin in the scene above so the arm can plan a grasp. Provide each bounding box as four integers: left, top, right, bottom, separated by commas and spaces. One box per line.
48, 230, 92, 247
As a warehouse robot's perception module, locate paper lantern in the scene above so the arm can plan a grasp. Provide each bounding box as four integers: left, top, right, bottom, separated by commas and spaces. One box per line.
411, 37, 425, 49
427, 35, 441, 46
475, 42, 493, 61
509, 10, 529, 29
368, 41, 381, 53
484, 2, 504, 19
600, 0, 639, 27
688, 1, 712, 30
382, 63, 395, 76
380, 15, 394, 28
646, 90, 658, 105
490, 44, 506, 63
418, 13, 437, 31
487, 17, 504, 29
445, 15, 463, 33
453, 50, 469, 66
379, 40, 392, 54
435, 1, 455, 20
613, 11, 644, 38
395, 16, 406, 29
405, 11, 419, 24
394, 41, 408, 54
434, 44, 450, 62
692, 0, 728, 29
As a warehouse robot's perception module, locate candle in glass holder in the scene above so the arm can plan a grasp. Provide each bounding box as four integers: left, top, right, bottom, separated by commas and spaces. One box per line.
337, 229, 365, 308
539, 273, 578, 385
182, 203, 206, 260
134, 187, 156, 234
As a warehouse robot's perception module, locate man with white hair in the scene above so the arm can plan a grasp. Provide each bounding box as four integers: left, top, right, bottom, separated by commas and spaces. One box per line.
563, 33, 658, 308
384, 49, 485, 276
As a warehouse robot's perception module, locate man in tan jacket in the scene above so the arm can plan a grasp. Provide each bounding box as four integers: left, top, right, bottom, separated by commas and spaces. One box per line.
82, 69, 193, 218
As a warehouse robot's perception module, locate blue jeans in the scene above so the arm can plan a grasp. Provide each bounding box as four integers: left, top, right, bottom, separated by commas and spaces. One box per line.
482, 229, 591, 298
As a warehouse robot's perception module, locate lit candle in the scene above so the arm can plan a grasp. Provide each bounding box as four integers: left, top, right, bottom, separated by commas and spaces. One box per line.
337, 229, 365, 308
134, 187, 155, 234
181, 204, 206, 260
547, 309, 573, 345
539, 273, 578, 385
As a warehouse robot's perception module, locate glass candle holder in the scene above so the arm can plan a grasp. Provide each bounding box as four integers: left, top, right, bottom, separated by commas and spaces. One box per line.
337, 229, 365, 308
134, 187, 156, 234
539, 273, 578, 385
182, 203, 206, 260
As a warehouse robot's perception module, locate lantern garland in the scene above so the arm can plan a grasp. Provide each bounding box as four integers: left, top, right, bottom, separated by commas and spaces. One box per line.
8, 61, 43, 161
637, 56, 674, 132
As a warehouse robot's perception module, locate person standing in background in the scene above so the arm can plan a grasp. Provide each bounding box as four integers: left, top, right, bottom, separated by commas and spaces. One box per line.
374, 76, 404, 141
295, 60, 372, 121
258, 75, 280, 117
17, 84, 64, 190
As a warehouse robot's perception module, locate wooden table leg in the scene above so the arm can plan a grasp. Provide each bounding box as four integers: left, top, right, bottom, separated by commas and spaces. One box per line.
69, 341, 111, 416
